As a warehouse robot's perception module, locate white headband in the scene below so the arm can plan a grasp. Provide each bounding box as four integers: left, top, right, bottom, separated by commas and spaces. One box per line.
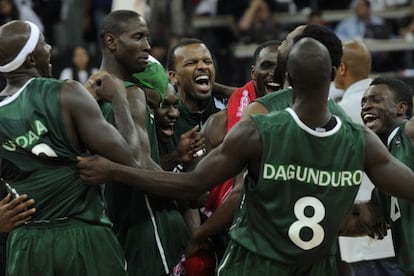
0, 21, 40, 73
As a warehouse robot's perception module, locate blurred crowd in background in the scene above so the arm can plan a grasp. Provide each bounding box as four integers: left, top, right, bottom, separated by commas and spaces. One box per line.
2, 0, 414, 87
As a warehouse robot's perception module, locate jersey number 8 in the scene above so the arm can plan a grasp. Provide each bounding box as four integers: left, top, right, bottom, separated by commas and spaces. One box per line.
288, 196, 325, 250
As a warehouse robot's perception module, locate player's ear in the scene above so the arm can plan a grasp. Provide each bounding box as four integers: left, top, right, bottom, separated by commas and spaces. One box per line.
104, 33, 116, 51
396, 101, 408, 117
169, 70, 178, 86
250, 65, 256, 80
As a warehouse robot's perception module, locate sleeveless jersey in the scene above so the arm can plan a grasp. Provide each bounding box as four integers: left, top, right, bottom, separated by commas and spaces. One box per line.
101, 81, 189, 275
255, 87, 349, 120
229, 108, 365, 265
0, 78, 110, 225
380, 123, 414, 273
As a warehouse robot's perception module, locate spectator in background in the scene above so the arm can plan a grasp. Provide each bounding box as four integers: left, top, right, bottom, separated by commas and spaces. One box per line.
0, 0, 44, 32
335, 0, 386, 41
59, 46, 98, 85
397, 0, 414, 68
335, 0, 395, 72
0, 0, 18, 25
237, 0, 281, 43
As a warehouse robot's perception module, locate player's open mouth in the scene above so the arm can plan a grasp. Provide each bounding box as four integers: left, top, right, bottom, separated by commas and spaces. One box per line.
194, 74, 210, 91
363, 113, 378, 129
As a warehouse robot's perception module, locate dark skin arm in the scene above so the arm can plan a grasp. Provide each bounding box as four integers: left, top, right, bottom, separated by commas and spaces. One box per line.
201, 110, 227, 152
242, 100, 269, 118
61, 79, 137, 167
184, 110, 244, 256
125, 85, 161, 170
77, 118, 262, 200
86, 72, 141, 156
186, 178, 243, 256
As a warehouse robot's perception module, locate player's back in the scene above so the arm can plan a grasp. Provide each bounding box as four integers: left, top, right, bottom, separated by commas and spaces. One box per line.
0, 78, 109, 225
230, 108, 365, 265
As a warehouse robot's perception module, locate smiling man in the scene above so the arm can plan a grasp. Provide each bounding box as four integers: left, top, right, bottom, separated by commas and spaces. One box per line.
361, 77, 414, 275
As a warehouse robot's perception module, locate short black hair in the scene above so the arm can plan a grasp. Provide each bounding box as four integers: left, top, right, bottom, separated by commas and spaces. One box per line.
166, 38, 203, 71
293, 24, 343, 68
370, 77, 413, 118
99, 10, 142, 46
252, 40, 281, 65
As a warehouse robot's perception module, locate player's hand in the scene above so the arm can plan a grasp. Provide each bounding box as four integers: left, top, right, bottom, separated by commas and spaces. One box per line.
77, 155, 113, 185
174, 125, 206, 163
85, 71, 127, 101
339, 201, 387, 239
0, 193, 36, 232
359, 200, 388, 240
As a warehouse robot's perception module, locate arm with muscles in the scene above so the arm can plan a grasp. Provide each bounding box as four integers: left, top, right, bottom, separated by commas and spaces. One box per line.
125, 85, 161, 170
86, 72, 140, 155
62, 80, 137, 167
78, 118, 261, 200
242, 101, 270, 119
364, 127, 414, 201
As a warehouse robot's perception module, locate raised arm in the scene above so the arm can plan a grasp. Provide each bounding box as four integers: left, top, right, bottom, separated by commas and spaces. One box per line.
364, 127, 414, 201
61, 79, 137, 167
78, 118, 261, 200
86, 72, 140, 155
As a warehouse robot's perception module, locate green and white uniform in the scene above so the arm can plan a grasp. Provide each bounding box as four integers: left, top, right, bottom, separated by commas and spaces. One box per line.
255, 87, 349, 119
218, 108, 365, 275
0, 78, 126, 276
101, 81, 189, 276
379, 123, 414, 274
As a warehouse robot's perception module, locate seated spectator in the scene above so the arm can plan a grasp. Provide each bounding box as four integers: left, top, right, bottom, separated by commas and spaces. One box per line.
238, 0, 281, 43
335, 0, 387, 41
59, 46, 98, 85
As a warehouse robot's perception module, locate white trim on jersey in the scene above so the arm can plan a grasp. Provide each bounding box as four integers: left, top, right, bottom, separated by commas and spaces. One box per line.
0, 78, 34, 107
387, 126, 400, 147
144, 194, 170, 274
286, 107, 342, 137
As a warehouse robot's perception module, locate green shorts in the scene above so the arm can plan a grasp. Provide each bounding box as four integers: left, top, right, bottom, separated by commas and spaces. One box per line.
6, 219, 127, 276
217, 241, 337, 276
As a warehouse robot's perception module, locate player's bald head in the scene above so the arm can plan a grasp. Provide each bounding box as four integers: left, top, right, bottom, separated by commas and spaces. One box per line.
0, 21, 33, 67
287, 37, 332, 89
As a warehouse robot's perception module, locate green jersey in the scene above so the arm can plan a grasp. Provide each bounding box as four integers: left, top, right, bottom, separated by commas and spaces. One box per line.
101, 82, 189, 275
255, 87, 349, 119
173, 97, 220, 146
380, 122, 414, 274
0, 78, 110, 225
229, 108, 365, 265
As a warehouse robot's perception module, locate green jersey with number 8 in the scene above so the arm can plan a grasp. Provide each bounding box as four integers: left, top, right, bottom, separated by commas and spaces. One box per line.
229, 108, 365, 266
